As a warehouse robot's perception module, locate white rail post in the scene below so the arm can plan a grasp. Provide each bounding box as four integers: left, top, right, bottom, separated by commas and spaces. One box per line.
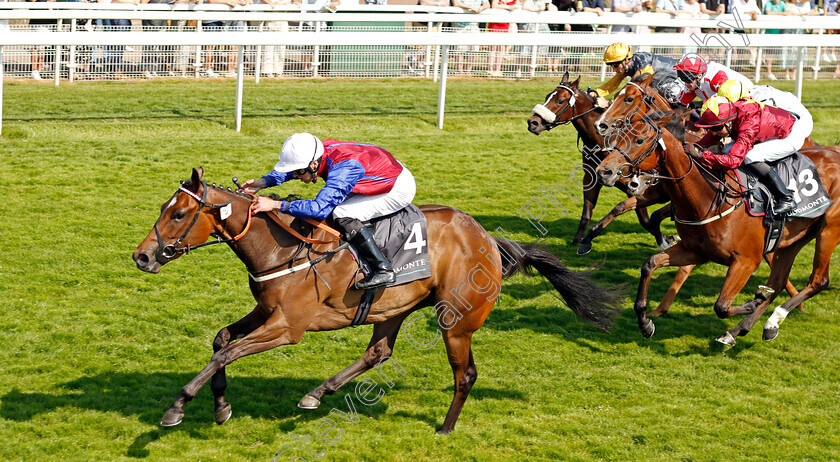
255, 21, 263, 83
54, 19, 62, 86
194, 20, 202, 78
313, 21, 320, 77
795, 46, 804, 100
425, 21, 432, 79
437, 45, 449, 129
235, 45, 245, 132
814, 29, 823, 80
1, 46, 4, 136
69, 18, 76, 83
754, 47, 762, 83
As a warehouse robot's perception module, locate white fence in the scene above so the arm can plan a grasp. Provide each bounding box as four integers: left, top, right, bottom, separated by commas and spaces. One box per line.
2, 4, 840, 132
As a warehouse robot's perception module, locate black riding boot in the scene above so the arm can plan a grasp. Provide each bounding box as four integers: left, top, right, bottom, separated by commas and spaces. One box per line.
751, 162, 796, 215
332, 216, 396, 289
349, 227, 396, 289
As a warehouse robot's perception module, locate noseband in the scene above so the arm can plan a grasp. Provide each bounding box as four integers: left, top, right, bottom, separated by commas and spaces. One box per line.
153, 180, 253, 264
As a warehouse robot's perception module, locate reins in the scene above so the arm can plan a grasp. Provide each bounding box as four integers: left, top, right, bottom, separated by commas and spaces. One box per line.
262, 211, 341, 245
154, 180, 255, 263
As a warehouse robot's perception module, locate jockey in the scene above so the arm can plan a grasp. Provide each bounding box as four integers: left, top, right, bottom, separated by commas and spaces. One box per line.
243, 133, 417, 289
674, 54, 754, 106
689, 95, 800, 215
717, 79, 814, 147
589, 42, 683, 108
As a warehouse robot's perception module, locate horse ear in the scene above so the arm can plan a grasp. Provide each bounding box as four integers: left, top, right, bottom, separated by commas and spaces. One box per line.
642, 72, 655, 84
648, 110, 676, 126
561, 71, 569, 83
188, 167, 203, 192
571, 76, 581, 88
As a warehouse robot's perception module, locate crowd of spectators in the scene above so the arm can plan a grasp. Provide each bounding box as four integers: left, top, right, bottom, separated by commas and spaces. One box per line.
9, 0, 839, 79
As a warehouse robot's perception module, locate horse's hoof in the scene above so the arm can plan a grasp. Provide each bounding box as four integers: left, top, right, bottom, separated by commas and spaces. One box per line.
577, 241, 592, 255
763, 327, 779, 342
715, 332, 736, 346
215, 403, 232, 425
641, 320, 655, 338
297, 394, 321, 410
161, 408, 184, 427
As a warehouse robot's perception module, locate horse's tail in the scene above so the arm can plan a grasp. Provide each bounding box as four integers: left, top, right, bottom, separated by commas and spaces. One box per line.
493, 237, 624, 332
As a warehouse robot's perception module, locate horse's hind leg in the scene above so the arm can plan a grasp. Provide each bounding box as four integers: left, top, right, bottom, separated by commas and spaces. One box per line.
572, 179, 602, 246
763, 228, 839, 341
298, 311, 411, 410
210, 307, 268, 424
731, 253, 802, 315
438, 330, 477, 435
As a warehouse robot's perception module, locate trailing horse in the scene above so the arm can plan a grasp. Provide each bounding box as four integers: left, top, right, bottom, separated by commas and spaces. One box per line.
527, 72, 676, 255
132, 168, 624, 434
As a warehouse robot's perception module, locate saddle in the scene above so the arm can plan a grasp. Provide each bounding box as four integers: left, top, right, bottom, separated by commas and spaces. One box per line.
738, 153, 833, 253
348, 204, 432, 326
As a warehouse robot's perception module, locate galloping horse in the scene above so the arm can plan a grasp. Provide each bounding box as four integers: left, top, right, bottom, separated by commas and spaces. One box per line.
133, 168, 623, 433
596, 113, 840, 345
593, 72, 802, 320
527, 72, 675, 255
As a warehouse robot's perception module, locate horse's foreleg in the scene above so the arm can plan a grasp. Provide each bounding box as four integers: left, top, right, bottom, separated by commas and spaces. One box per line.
162, 315, 303, 427
210, 307, 268, 425
298, 312, 410, 410
635, 243, 706, 338
648, 203, 678, 251
577, 196, 638, 255
572, 179, 601, 246
732, 253, 802, 315
649, 264, 694, 317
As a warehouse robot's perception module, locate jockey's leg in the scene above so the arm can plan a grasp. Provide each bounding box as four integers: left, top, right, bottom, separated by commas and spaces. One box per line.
332, 216, 395, 289
749, 162, 796, 215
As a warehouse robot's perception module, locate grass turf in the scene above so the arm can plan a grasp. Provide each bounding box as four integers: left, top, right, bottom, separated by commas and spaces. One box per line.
1, 77, 839, 461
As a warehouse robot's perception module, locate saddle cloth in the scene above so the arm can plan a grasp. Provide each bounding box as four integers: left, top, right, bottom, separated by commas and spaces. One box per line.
739, 153, 833, 222
351, 204, 431, 288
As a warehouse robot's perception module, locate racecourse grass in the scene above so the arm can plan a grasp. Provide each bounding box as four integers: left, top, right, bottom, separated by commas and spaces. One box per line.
1, 78, 840, 461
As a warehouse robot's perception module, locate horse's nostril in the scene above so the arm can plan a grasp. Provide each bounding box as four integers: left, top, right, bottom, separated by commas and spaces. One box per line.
136, 253, 149, 266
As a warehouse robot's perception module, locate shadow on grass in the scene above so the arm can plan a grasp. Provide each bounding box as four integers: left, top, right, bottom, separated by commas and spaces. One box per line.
0, 372, 394, 457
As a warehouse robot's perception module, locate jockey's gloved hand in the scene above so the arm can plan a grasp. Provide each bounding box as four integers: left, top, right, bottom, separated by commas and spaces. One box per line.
684, 142, 703, 160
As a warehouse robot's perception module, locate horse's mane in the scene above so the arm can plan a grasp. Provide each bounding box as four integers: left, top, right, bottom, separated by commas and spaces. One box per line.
647, 110, 687, 144
268, 193, 303, 202
181, 178, 253, 199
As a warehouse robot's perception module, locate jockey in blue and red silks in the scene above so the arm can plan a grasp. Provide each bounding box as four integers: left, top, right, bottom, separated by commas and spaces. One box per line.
243, 133, 416, 289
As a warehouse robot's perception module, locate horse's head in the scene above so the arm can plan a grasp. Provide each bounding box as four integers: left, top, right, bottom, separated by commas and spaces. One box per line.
595, 73, 669, 136
596, 111, 677, 188
528, 72, 592, 134
133, 167, 252, 273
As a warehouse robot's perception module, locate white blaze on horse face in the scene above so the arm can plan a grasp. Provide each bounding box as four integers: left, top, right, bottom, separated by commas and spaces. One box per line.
166, 196, 177, 211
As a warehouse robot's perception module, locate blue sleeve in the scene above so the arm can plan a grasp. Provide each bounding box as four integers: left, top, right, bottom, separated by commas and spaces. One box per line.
286, 159, 366, 220
263, 170, 293, 188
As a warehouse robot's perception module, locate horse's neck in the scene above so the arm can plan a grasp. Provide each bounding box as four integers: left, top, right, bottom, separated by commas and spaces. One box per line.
571, 96, 603, 147
657, 131, 723, 221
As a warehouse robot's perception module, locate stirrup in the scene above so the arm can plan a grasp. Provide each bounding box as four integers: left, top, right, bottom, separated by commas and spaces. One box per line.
355, 271, 396, 290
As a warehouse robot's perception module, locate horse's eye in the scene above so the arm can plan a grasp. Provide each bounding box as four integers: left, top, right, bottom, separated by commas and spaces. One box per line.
626, 97, 634, 103
172, 210, 186, 221
635, 139, 645, 145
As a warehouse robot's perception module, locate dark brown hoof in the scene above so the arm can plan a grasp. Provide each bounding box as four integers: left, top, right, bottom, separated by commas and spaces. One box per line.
215, 403, 232, 425
161, 408, 184, 427
715, 331, 736, 346
763, 327, 779, 342
297, 394, 321, 410
577, 241, 593, 255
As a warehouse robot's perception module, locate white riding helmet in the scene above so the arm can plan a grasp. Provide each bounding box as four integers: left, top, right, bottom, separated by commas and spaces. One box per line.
274, 133, 324, 173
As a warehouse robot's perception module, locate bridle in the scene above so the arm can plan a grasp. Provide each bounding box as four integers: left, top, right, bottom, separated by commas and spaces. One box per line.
153, 180, 253, 264
532, 85, 600, 131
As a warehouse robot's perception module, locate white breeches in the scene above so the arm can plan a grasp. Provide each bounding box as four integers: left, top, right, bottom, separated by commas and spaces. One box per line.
332, 166, 416, 221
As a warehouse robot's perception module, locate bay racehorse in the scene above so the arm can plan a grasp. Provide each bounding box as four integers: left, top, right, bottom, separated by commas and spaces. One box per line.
133, 168, 623, 434
527, 72, 676, 255
593, 73, 802, 319
595, 113, 840, 345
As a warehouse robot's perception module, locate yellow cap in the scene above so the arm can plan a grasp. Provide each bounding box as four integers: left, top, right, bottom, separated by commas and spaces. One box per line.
717, 80, 751, 102
603, 42, 633, 64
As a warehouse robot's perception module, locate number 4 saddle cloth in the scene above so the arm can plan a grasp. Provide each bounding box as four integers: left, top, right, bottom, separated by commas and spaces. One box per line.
739, 153, 833, 222
354, 204, 432, 288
